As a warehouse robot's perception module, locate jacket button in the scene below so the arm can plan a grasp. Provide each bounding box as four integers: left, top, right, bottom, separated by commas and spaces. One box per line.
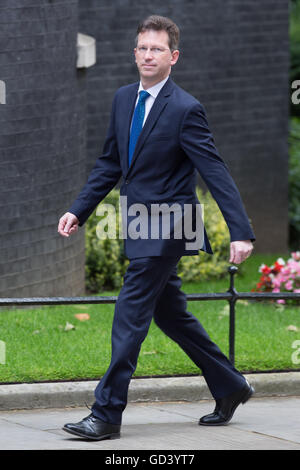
125, 179, 130, 184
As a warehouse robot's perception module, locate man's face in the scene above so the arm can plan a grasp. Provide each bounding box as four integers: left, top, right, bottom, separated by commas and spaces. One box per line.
134, 30, 179, 87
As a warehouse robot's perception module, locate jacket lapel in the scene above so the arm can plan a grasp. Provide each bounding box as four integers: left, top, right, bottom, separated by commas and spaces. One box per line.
125, 78, 174, 177
120, 83, 139, 174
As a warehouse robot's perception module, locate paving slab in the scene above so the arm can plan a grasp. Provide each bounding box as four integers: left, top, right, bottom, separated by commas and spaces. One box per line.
0, 396, 299, 450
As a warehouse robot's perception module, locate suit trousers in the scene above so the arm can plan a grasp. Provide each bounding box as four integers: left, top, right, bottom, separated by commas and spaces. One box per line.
91, 256, 246, 425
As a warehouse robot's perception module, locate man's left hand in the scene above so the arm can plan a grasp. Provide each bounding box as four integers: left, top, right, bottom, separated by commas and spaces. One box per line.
229, 240, 253, 264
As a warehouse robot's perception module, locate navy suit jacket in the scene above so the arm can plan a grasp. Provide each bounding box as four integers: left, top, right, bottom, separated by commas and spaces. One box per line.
69, 77, 255, 259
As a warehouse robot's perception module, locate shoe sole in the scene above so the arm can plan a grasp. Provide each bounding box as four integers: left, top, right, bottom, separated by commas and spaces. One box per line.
62, 426, 121, 441
199, 385, 255, 426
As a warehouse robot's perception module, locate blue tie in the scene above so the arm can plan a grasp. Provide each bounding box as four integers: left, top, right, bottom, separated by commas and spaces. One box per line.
128, 90, 150, 166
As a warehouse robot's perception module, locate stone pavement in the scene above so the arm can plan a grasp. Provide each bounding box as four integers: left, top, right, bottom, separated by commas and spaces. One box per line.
0, 372, 300, 451
0, 396, 299, 450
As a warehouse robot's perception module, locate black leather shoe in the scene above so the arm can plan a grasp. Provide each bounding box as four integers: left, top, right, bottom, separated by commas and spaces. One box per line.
63, 413, 121, 440
199, 380, 254, 426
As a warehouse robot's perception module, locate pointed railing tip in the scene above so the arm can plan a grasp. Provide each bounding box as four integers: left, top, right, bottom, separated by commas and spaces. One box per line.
228, 265, 238, 274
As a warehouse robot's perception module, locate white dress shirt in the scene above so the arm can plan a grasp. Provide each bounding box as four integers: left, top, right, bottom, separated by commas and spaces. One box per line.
135, 76, 169, 126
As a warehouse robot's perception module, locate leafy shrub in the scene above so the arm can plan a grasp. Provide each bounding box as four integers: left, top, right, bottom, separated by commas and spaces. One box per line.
289, 3, 300, 248
177, 187, 230, 282
290, 0, 300, 117
85, 187, 231, 292
289, 118, 300, 249
85, 190, 129, 293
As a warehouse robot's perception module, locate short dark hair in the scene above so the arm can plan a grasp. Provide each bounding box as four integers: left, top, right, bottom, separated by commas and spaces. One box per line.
136, 15, 180, 51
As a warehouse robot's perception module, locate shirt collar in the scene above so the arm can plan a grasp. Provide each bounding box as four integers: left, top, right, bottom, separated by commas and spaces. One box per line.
138, 76, 169, 99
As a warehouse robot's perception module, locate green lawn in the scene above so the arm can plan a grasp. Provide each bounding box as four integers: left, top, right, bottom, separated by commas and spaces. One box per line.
0, 253, 299, 384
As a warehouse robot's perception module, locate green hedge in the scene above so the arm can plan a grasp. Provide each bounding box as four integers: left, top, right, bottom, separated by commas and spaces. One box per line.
289, 117, 300, 249
85, 190, 129, 293
290, 0, 300, 117
289, 3, 300, 248
85, 187, 231, 292
177, 188, 230, 282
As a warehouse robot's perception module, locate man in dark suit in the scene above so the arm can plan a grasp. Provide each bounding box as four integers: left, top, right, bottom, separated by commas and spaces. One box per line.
58, 15, 255, 441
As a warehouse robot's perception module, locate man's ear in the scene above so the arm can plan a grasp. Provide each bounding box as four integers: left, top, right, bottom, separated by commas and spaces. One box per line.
171, 49, 180, 66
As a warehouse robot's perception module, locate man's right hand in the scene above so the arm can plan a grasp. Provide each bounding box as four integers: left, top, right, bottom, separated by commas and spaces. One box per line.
58, 212, 79, 238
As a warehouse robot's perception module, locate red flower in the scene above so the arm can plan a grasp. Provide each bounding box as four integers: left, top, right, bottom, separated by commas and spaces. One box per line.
261, 265, 272, 274
273, 261, 284, 273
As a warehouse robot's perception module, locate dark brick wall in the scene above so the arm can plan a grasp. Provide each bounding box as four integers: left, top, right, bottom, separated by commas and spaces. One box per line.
78, 0, 290, 253
0, 0, 86, 297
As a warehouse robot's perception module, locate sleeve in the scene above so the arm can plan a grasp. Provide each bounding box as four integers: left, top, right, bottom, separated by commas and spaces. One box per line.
68, 93, 122, 226
179, 102, 255, 242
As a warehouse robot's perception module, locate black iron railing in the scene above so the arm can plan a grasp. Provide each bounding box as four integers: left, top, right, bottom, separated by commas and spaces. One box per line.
0, 266, 299, 365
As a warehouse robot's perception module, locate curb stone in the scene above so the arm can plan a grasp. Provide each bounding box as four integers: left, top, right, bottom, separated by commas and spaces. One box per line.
0, 372, 299, 411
